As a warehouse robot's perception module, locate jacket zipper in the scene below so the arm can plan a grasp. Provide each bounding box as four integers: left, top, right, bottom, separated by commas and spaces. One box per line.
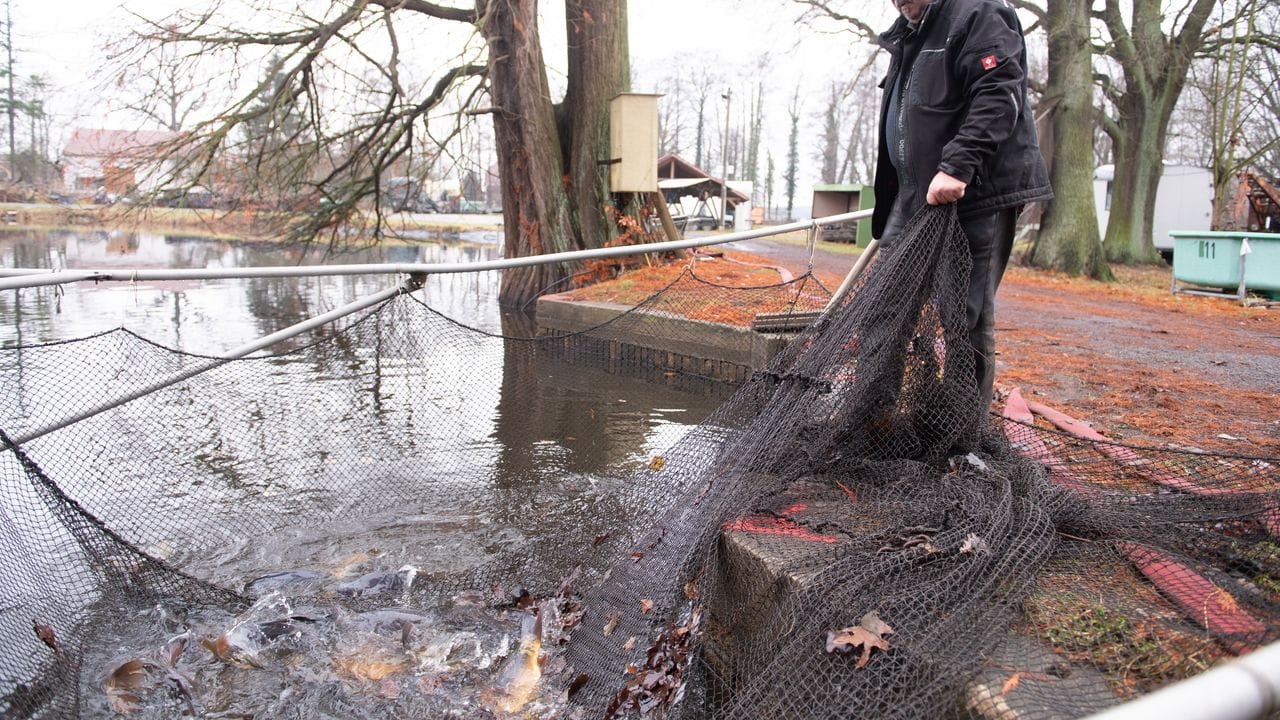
896, 62, 912, 190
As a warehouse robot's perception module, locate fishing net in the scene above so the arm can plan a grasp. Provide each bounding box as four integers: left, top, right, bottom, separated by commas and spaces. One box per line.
2, 205, 1277, 719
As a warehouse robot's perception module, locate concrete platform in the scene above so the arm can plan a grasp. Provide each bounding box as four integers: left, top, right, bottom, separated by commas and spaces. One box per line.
705, 482, 1117, 718
535, 296, 793, 383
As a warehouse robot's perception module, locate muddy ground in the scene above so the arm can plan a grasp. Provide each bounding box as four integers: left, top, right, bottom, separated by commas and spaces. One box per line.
725, 235, 1280, 457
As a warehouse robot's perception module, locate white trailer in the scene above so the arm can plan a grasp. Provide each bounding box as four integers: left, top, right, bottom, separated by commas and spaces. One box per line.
1094, 164, 1213, 260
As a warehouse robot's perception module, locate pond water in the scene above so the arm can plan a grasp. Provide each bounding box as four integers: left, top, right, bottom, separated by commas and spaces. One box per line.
0, 227, 728, 716
0, 227, 511, 351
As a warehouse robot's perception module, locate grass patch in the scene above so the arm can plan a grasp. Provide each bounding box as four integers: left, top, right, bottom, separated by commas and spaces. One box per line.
1022, 558, 1227, 698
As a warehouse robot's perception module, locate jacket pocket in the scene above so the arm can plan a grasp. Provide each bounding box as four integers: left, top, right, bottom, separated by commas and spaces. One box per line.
908, 47, 957, 109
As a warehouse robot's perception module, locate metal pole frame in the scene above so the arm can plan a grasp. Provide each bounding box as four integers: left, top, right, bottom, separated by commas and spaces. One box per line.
0, 209, 874, 291
4, 211, 877, 444
8, 276, 423, 447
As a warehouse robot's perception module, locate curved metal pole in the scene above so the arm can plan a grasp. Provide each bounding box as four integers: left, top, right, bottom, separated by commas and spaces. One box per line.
823, 238, 880, 313
0, 210, 874, 291
1081, 640, 1280, 720
8, 277, 421, 447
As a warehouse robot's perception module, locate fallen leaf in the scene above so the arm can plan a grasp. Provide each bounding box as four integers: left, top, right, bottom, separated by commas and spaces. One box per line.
623, 636, 637, 651
683, 581, 699, 601
825, 612, 894, 668
640, 599, 654, 615
593, 533, 610, 547
649, 456, 666, 471
161, 636, 186, 667
858, 611, 893, 638
603, 613, 620, 637
200, 635, 232, 663
834, 480, 858, 503
630, 551, 644, 563
32, 621, 59, 654
1212, 587, 1240, 614
1001, 672, 1023, 695
960, 533, 989, 554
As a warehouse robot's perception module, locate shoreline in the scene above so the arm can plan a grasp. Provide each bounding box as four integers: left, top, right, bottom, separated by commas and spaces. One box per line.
0, 202, 504, 244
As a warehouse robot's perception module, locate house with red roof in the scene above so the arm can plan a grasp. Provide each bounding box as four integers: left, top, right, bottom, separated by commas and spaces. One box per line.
61, 128, 179, 197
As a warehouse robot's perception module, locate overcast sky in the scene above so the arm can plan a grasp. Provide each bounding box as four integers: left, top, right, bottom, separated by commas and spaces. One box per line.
11, 0, 905, 208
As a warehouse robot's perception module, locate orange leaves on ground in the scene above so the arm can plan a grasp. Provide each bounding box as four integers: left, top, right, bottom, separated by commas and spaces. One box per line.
559, 252, 824, 327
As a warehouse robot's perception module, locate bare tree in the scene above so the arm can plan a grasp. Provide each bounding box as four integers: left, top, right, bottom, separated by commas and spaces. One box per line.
1249, 48, 1280, 180
116, 0, 633, 307
1178, 0, 1280, 225
1024, 0, 1110, 279
837, 54, 881, 186
112, 29, 209, 132
816, 81, 843, 184
745, 80, 765, 203
785, 90, 801, 221
686, 66, 720, 169
1093, 0, 1224, 262
655, 69, 684, 156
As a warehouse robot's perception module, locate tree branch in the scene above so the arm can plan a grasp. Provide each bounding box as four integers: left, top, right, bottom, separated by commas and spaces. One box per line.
1003, 0, 1046, 24
790, 0, 879, 43
368, 0, 478, 24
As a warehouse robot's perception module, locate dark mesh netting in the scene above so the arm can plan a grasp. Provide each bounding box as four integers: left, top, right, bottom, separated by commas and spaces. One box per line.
2, 206, 1278, 719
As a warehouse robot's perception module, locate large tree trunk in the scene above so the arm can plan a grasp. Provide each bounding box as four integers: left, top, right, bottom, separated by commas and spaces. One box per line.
484, 0, 578, 306
1028, 0, 1111, 279
565, 0, 631, 252
1102, 96, 1166, 263
484, 0, 631, 308
1097, 0, 1217, 264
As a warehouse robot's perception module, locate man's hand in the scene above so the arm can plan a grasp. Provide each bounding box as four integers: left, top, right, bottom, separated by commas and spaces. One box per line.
926, 171, 967, 205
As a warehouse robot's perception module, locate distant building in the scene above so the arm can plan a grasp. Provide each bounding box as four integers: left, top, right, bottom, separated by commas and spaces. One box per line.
656, 153, 750, 230
811, 184, 875, 246
61, 128, 179, 196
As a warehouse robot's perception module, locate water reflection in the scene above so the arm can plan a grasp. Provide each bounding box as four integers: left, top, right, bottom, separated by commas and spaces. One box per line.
0, 228, 504, 352
1, 226, 724, 564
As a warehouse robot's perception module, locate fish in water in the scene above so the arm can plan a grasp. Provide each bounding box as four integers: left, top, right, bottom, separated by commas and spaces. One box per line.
244, 569, 326, 596
336, 565, 418, 597
201, 593, 313, 668
484, 610, 544, 714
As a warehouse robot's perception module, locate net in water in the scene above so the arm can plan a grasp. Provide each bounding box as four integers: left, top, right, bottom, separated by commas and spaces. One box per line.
1, 206, 1277, 719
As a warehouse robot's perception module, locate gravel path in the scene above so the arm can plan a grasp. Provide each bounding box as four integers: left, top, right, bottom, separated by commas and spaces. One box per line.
725, 235, 1280, 454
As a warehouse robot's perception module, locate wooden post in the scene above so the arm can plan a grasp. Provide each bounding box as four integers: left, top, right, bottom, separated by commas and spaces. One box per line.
651, 191, 682, 242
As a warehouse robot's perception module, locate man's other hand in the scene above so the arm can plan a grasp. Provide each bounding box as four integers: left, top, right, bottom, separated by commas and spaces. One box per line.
926, 171, 967, 205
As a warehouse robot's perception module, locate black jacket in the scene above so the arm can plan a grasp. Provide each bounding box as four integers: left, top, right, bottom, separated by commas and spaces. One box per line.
872, 0, 1052, 238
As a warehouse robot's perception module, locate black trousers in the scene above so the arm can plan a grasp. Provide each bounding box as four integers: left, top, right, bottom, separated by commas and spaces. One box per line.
880, 201, 1018, 413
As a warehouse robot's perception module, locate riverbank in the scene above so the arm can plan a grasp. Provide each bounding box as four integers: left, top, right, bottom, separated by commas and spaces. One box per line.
0, 202, 503, 242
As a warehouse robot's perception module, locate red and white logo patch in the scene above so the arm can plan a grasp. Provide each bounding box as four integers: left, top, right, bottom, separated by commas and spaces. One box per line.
980, 54, 998, 71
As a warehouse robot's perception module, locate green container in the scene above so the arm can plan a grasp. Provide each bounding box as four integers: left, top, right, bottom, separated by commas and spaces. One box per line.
1170, 230, 1280, 295
856, 187, 876, 248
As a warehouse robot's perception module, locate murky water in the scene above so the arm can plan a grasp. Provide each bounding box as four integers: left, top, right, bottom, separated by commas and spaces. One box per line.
0, 227, 728, 716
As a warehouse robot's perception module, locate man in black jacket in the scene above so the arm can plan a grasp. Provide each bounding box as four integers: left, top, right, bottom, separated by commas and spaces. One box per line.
873, 0, 1052, 413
